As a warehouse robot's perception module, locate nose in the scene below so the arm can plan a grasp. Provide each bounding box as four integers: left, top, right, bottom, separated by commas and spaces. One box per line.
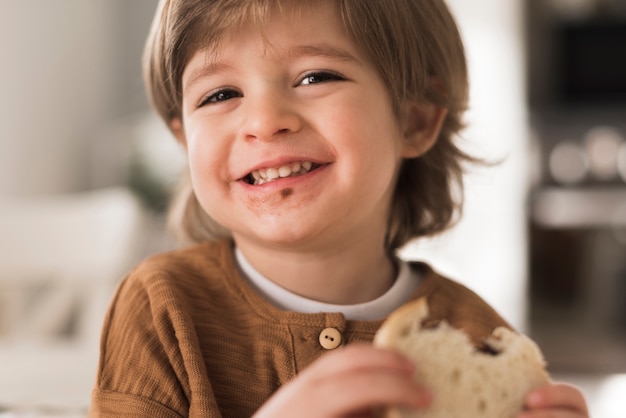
239, 89, 302, 142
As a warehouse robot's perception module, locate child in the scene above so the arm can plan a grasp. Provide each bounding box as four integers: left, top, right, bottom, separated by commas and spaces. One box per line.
90, 0, 589, 417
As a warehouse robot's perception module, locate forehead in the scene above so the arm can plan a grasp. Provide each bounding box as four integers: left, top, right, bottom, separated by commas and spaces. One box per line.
181, 1, 357, 80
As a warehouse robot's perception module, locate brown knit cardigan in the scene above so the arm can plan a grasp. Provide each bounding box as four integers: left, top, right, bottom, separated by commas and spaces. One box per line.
89, 239, 509, 417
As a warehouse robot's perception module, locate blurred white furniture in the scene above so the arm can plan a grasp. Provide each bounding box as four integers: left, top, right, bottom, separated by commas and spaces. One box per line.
0, 187, 145, 414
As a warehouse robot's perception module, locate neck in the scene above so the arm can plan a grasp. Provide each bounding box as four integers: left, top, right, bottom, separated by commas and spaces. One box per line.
234, 235, 396, 305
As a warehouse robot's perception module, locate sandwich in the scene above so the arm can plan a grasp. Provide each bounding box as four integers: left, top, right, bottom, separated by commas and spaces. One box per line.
373, 298, 549, 417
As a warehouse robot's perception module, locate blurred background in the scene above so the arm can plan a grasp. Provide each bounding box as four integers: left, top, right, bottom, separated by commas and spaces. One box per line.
0, 0, 624, 416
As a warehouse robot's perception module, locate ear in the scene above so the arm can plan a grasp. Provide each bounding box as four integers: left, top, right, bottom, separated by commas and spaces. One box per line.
399, 101, 448, 159
170, 117, 187, 149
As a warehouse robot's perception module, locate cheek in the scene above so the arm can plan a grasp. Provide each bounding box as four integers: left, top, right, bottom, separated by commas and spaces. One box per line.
334, 103, 403, 164
186, 139, 209, 178
185, 124, 227, 186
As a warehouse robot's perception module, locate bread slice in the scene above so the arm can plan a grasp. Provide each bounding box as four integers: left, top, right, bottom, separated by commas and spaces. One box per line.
373, 298, 549, 418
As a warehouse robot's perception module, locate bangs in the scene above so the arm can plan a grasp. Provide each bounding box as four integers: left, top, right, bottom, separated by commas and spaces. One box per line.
180, 0, 325, 62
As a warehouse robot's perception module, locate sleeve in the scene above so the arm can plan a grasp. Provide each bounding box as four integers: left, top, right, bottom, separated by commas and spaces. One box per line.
90, 392, 183, 418
88, 271, 189, 418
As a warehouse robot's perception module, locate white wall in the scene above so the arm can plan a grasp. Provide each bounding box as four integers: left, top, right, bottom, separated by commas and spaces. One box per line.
402, 0, 530, 330
0, 1, 112, 195
0, 0, 156, 196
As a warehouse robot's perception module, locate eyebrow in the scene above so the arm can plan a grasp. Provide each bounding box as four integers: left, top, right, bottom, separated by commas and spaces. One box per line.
183, 61, 232, 92
286, 44, 360, 63
183, 43, 360, 92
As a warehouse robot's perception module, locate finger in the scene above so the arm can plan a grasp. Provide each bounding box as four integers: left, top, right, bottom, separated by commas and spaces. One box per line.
524, 383, 589, 415
309, 366, 432, 416
301, 344, 415, 381
255, 363, 430, 418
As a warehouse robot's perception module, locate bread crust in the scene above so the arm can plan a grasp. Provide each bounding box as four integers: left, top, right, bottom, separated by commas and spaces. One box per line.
374, 298, 549, 418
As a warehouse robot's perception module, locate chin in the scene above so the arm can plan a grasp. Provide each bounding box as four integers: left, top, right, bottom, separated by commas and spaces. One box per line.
235, 223, 329, 250
260, 231, 318, 247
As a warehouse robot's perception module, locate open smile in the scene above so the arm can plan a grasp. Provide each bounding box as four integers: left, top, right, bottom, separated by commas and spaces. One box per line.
242, 161, 322, 185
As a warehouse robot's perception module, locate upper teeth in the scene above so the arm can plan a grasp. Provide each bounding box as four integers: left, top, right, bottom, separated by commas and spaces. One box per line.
250, 161, 314, 185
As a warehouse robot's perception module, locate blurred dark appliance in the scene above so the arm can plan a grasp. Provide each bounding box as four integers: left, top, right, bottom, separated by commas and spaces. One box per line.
527, 3, 626, 111
526, 0, 626, 374
556, 21, 626, 105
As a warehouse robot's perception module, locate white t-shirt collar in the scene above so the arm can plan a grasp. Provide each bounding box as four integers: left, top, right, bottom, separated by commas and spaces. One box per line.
234, 248, 420, 321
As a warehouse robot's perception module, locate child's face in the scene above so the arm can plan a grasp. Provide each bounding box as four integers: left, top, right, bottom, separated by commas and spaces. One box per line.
176, 2, 420, 251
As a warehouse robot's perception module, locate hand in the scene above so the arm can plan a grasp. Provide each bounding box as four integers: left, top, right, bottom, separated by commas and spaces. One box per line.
518, 383, 589, 418
253, 344, 432, 418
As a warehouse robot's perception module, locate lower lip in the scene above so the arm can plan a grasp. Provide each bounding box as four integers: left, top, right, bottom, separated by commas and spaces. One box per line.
239, 164, 328, 191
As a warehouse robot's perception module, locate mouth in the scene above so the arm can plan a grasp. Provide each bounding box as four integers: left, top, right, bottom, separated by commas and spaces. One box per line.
242, 161, 322, 185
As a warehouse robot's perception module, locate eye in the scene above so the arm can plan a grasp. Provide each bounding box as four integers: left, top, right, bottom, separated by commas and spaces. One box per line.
298, 71, 345, 86
198, 88, 242, 107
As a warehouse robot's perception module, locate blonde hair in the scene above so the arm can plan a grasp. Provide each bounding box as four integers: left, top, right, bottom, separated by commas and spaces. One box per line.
144, 0, 475, 251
